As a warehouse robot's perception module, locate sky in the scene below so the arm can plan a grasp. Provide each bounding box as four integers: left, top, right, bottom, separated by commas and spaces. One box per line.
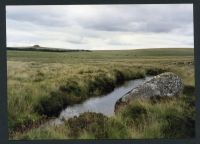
6, 4, 194, 50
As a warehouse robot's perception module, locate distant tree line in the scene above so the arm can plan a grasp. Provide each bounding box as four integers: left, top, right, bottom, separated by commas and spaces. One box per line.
7, 46, 91, 53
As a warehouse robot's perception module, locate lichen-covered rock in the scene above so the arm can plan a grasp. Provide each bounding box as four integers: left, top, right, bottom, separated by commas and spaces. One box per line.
115, 72, 184, 112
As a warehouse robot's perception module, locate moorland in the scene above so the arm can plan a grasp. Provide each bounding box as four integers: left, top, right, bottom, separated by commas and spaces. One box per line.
7, 48, 195, 139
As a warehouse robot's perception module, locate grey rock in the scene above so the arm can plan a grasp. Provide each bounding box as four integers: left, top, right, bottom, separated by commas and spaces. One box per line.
115, 72, 184, 112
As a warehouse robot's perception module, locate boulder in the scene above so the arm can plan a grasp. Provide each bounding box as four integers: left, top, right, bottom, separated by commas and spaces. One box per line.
115, 72, 184, 112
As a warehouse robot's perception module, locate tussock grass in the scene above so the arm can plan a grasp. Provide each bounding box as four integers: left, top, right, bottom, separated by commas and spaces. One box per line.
15, 126, 69, 140
17, 86, 195, 139
7, 48, 195, 139
17, 112, 131, 139
115, 87, 195, 138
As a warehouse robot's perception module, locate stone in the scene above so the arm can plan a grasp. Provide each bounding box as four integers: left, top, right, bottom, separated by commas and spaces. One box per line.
115, 72, 184, 112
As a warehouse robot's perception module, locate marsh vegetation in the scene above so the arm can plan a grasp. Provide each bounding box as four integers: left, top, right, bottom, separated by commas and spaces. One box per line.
7, 48, 195, 139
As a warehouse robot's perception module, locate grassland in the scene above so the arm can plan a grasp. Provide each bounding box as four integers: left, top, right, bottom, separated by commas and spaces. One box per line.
7, 48, 195, 139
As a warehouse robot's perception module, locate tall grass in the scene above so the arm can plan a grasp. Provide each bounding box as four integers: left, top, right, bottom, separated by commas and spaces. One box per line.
7, 48, 194, 139
116, 88, 195, 138
16, 85, 195, 139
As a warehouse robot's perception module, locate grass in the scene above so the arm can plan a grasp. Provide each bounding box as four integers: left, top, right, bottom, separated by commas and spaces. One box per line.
16, 85, 195, 140
7, 48, 195, 139
116, 88, 195, 138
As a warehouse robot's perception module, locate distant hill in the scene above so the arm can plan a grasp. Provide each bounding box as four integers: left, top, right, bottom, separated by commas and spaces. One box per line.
7, 46, 91, 52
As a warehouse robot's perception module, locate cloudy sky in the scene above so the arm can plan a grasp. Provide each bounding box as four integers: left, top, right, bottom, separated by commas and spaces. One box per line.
6, 4, 194, 50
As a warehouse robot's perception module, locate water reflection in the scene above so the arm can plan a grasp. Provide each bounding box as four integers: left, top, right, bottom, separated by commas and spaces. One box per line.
52, 77, 152, 125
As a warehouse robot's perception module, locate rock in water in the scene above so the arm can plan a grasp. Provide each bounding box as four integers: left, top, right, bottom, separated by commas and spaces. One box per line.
115, 72, 184, 112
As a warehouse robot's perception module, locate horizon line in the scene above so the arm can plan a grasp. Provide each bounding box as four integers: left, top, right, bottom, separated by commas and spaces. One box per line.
6, 45, 194, 51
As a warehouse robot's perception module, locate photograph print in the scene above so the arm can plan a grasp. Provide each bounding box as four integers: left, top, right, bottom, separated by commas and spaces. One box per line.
6, 4, 195, 139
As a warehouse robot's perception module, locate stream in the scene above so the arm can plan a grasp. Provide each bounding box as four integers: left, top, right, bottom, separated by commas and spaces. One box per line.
51, 76, 152, 125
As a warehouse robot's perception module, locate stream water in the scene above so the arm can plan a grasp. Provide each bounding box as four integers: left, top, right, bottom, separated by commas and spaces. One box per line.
51, 76, 152, 125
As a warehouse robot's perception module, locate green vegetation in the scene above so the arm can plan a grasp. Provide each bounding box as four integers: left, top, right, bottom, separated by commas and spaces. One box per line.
7, 48, 195, 139
117, 87, 195, 138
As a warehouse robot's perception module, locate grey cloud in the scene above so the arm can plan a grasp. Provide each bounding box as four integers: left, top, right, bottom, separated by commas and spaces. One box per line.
6, 4, 193, 33
66, 39, 86, 44
6, 6, 69, 27
73, 4, 193, 34
6, 4, 194, 49
107, 40, 132, 46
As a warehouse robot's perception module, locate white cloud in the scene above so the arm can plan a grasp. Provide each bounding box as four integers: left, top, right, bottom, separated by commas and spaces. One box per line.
6, 4, 194, 50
